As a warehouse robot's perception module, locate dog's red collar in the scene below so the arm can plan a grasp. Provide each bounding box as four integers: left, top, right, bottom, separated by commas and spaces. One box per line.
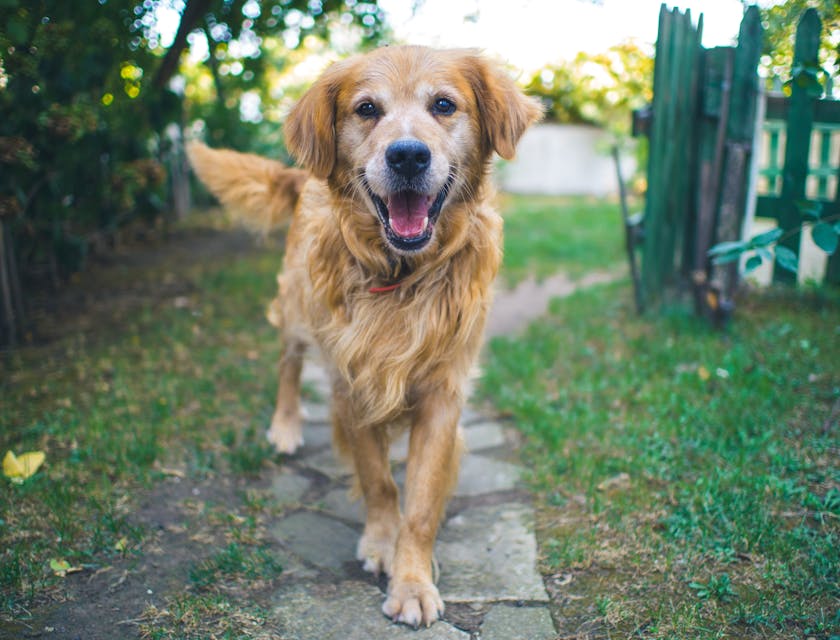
368, 281, 403, 294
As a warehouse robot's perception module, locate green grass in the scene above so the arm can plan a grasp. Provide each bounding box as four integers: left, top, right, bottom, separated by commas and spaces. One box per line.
480, 283, 840, 638
0, 231, 285, 615
499, 194, 625, 284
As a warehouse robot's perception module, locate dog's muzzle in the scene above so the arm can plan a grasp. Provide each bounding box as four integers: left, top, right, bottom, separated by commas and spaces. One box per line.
365, 139, 452, 253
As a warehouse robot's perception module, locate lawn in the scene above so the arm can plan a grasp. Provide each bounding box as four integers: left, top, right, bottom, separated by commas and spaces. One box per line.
0, 218, 291, 631
498, 194, 625, 284
479, 283, 840, 638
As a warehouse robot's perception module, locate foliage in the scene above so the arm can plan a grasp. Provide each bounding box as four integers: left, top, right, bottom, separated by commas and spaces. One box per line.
708, 202, 839, 277
480, 281, 840, 638
754, 0, 840, 94
0, 0, 385, 305
524, 40, 653, 135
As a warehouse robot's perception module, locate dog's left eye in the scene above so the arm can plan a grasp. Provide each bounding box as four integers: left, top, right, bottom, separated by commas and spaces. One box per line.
431, 97, 456, 116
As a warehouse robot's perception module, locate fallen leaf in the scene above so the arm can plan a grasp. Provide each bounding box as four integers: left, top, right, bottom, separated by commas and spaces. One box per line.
114, 537, 129, 552
3, 450, 45, 483
597, 472, 631, 492
50, 558, 82, 577
697, 366, 711, 381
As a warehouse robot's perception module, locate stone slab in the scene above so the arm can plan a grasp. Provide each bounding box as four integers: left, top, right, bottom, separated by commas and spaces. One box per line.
297, 423, 333, 453
320, 487, 364, 524
462, 421, 507, 451
272, 581, 470, 640
303, 449, 351, 479
480, 604, 555, 640
436, 503, 548, 603
390, 432, 409, 462
302, 401, 331, 424
270, 472, 310, 506
459, 406, 485, 425
454, 454, 522, 497
271, 512, 357, 574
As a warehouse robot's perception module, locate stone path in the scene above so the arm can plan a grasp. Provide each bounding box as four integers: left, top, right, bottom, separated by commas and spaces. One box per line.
267, 361, 554, 640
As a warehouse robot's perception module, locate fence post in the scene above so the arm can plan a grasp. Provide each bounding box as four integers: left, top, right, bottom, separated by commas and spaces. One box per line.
642, 5, 703, 301
774, 8, 821, 284
827, 158, 840, 285
709, 5, 761, 302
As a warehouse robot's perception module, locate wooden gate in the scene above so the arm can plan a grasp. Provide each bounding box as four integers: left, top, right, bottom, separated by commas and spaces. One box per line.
636, 4, 839, 319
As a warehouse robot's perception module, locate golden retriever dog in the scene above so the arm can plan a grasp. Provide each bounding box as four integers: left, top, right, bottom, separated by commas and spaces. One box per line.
187, 45, 541, 628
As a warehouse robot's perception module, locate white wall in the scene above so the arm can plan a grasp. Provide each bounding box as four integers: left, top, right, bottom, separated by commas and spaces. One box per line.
497, 123, 635, 196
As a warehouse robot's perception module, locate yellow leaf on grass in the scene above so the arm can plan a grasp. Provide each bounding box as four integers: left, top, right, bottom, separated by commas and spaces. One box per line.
3, 450, 45, 483
49, 558, 82, 577
697, 366, 711, 381
115, 537, 128, 552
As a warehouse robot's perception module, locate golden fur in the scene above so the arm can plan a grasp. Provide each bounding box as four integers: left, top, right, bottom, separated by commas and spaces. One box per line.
187, 45, 541, 628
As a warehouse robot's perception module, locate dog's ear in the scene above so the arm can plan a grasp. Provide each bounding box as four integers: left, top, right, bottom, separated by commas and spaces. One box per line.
284, 59, 350, 179
464, 54, 544, 160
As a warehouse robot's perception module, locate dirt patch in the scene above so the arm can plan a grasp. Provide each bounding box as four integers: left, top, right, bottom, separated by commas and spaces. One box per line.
1, 472, 279, 640
485, 269, 622, 339
14, 213, 271, 349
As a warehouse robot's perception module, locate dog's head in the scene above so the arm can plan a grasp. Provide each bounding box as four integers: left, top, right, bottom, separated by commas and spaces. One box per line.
285, 46, 543, 255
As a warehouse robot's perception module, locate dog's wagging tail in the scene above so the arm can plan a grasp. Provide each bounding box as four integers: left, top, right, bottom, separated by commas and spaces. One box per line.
187, 45, 542, 629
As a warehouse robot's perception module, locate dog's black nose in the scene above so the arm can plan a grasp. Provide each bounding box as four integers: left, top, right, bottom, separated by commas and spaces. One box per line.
385, 139, 431, 178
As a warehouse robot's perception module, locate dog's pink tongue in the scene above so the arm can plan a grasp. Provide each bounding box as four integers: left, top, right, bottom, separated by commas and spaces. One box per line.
387, 191, 432, 238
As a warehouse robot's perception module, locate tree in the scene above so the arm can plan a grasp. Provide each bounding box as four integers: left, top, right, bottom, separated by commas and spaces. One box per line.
755, 0, 839, 92
524, 41, 653, 136
0, 0, 385, 345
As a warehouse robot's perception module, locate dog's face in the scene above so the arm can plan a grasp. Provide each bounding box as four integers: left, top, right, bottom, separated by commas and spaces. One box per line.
285, 46, 542, 255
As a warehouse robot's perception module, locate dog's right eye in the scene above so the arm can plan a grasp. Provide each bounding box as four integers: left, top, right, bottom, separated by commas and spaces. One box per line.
356, 102, 379, 118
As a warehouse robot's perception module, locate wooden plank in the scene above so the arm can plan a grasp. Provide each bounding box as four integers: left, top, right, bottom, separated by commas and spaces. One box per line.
711, 6, 762, 301
694, 47, 732, 278
642, 4, 674, 298
756, 195, 838, 220
774, 8, 821, 284
826, 147, 840, 285
766, 94, 840, 123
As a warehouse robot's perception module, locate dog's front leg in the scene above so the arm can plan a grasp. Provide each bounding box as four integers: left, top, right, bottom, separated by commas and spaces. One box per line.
383, 391, 462, 628
332, 386, 402, 577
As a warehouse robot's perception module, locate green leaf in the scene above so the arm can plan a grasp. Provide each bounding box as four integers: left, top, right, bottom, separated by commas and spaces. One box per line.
708, 240, 746, 257
757, 246, 773, 262
6, 16, 29, 45
712, 252, 742, 265
744, 254, 763, 273
795, 200, 822, 220
749, 228, 783, 247
774, 246, 798, 273
811, 222, 838, 255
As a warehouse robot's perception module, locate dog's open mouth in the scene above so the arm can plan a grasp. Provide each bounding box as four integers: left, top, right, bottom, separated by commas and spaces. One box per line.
366, 179, 452, 252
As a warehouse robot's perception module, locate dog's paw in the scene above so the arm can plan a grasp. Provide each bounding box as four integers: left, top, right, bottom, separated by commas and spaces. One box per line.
382, 579, 444, 628
356, 526, 398, 576
266, 410, 303, 455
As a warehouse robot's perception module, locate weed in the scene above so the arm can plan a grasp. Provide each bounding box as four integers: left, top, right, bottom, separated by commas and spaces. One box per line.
189, 542, 282, 590
689, 573, 736, 602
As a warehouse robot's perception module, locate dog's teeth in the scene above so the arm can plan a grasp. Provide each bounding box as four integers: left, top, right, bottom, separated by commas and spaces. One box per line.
421, 216, 429, 232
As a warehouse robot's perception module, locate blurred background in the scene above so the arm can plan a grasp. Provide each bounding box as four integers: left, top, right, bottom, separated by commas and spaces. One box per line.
1, 1, 836, 331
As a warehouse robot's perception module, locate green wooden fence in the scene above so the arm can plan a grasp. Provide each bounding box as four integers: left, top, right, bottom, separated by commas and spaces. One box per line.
637, 4, 839, 318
